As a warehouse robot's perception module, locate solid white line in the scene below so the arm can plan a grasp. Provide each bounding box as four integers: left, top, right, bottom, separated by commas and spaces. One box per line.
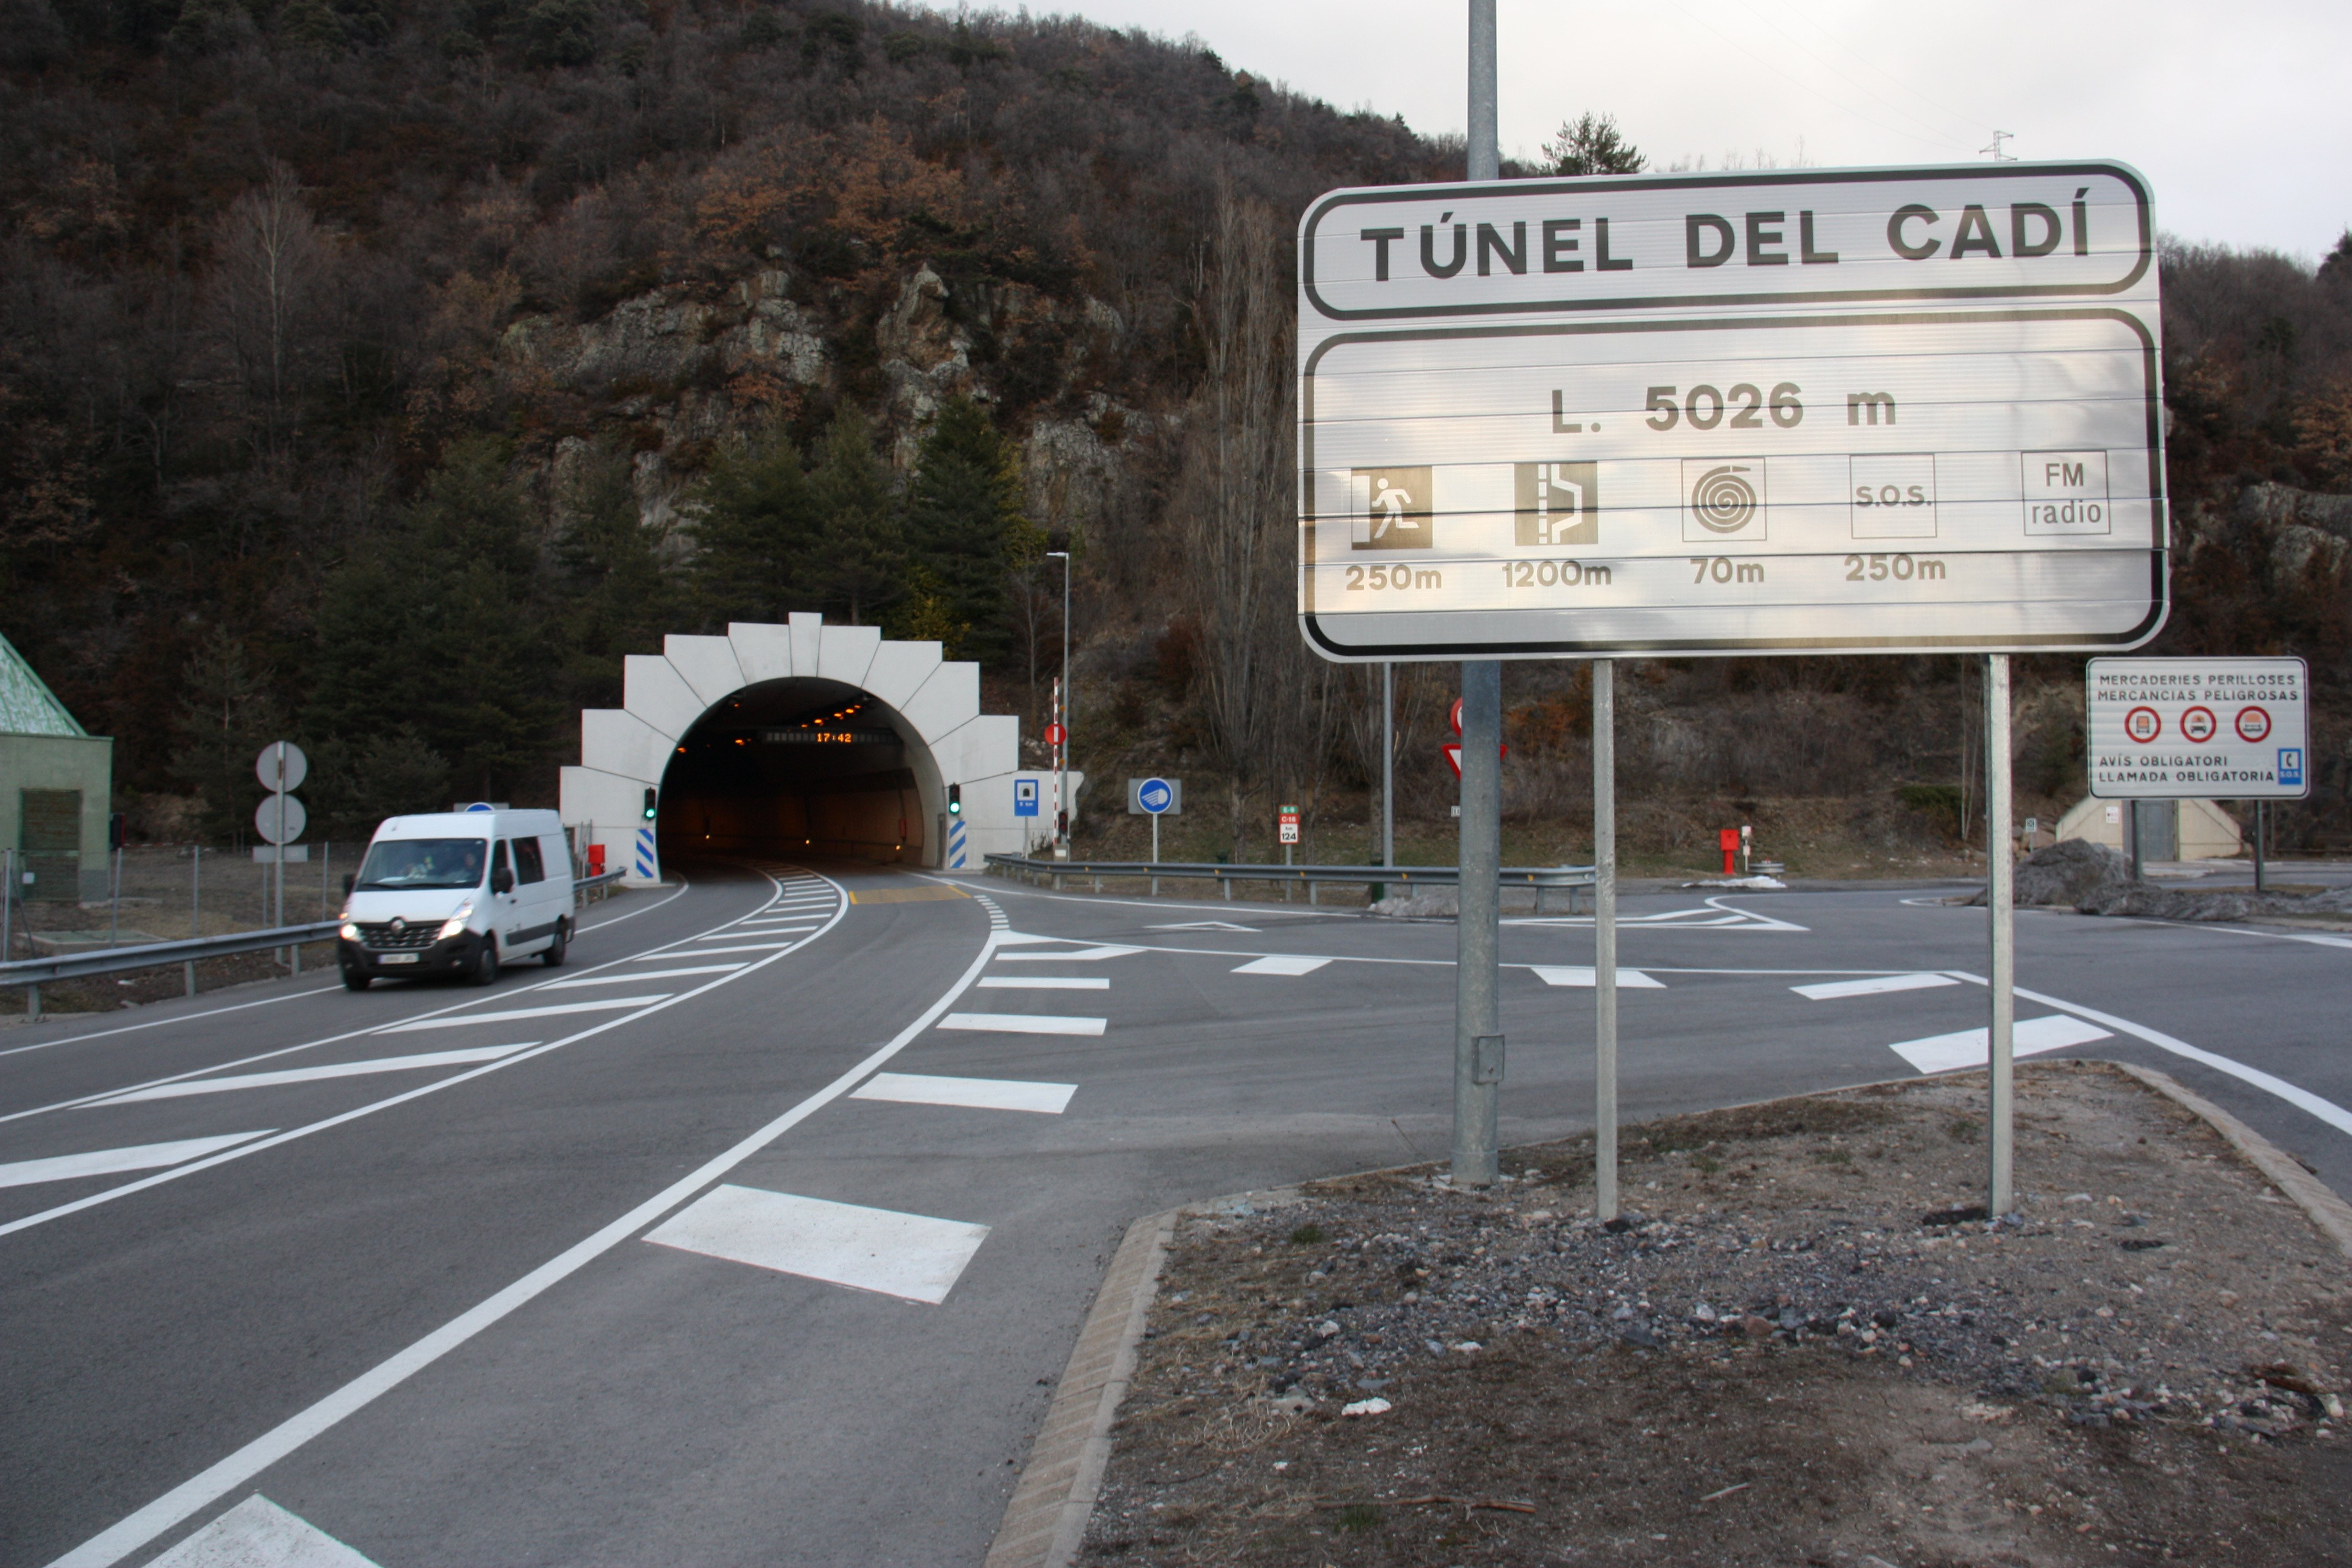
0, 1133, 274, 1190
0, 881, 696, 1061
374, 997, 666, 1032
1945, 974, 2352, 1139
86, 1046, 537, 1104
1794, 972, 1961, 1001
43, 920, 1002, 1568
976, 977, 1108, 990
542, 966, 741, 988
0, 869, 848, 1242
850, 1071, 1076, 1115
1889, 1014, 2113, 1074
707, 925, 815, 937
939, 1012, 1106, 1036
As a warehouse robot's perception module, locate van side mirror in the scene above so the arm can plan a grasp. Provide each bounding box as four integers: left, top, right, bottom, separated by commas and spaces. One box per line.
491, 867, 515, 895
342, 874, 355, 896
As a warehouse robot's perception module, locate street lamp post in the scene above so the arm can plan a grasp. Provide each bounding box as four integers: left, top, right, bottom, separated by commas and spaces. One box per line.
1047, 549, 1071, 848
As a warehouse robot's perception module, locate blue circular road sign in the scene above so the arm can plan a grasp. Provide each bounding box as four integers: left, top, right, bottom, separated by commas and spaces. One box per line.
1137, 778, 1173, 814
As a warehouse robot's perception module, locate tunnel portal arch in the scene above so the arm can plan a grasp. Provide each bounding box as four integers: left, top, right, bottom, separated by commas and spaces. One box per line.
559, 614, 1026, 885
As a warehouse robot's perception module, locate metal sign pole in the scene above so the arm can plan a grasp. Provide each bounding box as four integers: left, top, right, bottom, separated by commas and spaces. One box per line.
1593, 658, 1619, 1222
1446, 0, 1503, 1191
1381, 662, 1395, 868
1986, 654, 2016, 1216
2255, 801, 2267, 893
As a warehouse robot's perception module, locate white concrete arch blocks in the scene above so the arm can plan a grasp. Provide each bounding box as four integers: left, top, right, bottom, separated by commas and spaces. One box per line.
559, 616, 1029, 885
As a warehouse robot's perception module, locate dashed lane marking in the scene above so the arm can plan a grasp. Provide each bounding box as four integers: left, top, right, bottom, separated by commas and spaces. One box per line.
86, 1046, 538, 1104
694, 927, 814, 940
543, 966, 742, 988
1794, 972, 1962, 1000
643, 1185, 990, 1305
1889, 1014, 2113, 1074
1231, 955, 1332, 976
850, 1072, 1077, 1115
1532, 965, 1665, 989
991, 945, 1142, 962
375, 997, 667, 1033
0, 1133, 274, 1190
977, 977, 1108, 990
939, 1012, 1107, 1037
658, 942, 804, 956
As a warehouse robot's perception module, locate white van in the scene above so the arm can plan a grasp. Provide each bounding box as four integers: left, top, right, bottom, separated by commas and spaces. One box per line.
337, 807, 575, 990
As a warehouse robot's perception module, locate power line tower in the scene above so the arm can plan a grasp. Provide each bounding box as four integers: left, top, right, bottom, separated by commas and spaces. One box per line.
1980, 130, 2016, 162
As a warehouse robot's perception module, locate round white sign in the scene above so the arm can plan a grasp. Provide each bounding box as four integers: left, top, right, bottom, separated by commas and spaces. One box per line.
255, 793, 308, 846
255, 740, 309, 794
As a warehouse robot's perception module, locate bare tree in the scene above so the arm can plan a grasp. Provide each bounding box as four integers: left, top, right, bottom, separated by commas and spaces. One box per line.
1176, 182, 1295, 862
209, 161, 332, 466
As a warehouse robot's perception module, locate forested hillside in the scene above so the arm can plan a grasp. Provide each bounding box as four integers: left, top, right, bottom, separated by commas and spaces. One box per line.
3, 0, 2348, 861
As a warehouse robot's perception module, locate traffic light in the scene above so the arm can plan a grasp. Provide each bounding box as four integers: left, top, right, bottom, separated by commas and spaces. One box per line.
946, 783, 962, 815
641, 787, 658, 821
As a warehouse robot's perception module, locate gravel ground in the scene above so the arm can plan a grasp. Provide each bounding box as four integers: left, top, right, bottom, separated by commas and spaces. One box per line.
1082, 1063, 2352, 1566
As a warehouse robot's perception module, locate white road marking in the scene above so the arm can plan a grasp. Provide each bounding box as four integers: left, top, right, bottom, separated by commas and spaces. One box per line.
993, 933, 1066, 945
1507, 897, 1809, 933
1231, 955, 1332, 976
645, 1185, 989, 1304
1889, 1014, 2113, 1074
992, 945, 1141, 962
1794, 972, 1961, 1001
850, 1072, 1077, 1115
939, 1012, 1107, 1036
0, 1133, 274, 1190
542, 966, 742, 987
86, 1047, 537, 1104
977, 977, 1108, 990
1532, 965, 1665, 989
1150, 921, 1262, 932
40, 886, 978, 1568
661, 941, 805, 956
145, 1495, 379, 1568
715, 926, 816, 937
1944, 976, 2352, 1139
375, 997, 666, 1032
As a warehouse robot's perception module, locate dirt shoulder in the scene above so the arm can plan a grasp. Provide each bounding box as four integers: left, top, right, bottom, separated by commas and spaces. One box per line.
1081, 1063, 2352, 1567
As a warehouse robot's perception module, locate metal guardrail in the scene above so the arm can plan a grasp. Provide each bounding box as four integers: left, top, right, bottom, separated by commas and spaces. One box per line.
983, 854, 1597, 906
3, 872, 634, 1018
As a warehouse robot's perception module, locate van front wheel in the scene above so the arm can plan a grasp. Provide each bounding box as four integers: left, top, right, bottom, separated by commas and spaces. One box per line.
542, 919, 569, 967
469, 940, 499, 986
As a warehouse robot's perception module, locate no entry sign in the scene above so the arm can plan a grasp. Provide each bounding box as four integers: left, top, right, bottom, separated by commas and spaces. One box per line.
2087, 657, 2309, 799
1295, 162, 2166, 661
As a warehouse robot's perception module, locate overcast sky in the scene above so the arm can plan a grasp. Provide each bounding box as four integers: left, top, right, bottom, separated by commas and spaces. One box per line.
1041, 0, 2350, 261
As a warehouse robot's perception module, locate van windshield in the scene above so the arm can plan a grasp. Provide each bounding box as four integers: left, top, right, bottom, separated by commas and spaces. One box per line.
355, 839, 489, 891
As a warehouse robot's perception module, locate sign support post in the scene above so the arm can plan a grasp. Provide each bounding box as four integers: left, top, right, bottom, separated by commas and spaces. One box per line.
1594, 659, 1619, 1222
1381, 663, 1395, 869
2253, 802, 2267, 893
1447, 0, 1504, 1191
1986, 655, 2016, 1216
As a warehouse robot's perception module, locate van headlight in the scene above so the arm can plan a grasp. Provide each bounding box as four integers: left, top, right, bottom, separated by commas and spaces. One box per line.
340, 922, 361, 941
439, 901, 474, 940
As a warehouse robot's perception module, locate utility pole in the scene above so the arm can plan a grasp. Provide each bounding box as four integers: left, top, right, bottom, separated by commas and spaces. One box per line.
1451, 0, 1503, 1190
1048, 548, 1072, 849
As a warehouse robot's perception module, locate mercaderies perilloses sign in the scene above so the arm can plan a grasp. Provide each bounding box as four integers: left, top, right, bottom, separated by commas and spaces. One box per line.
1294, 162, 2168, 661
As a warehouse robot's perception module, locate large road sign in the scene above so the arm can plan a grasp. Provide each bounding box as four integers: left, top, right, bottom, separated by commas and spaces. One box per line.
1295, 162, 2165, 660
2087, 657, 2309, 799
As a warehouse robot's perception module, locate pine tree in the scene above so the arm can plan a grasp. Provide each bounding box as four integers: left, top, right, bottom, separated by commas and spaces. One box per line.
808, 407, 904, 625
687, 420, 815, 627
905, 396, 1037, 664
171, 628, 286, 843
556, 436, 677, 706
1543, 113, 1645, 176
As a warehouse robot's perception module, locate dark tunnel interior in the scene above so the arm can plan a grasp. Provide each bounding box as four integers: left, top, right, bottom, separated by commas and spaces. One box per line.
656, 678, 928, 864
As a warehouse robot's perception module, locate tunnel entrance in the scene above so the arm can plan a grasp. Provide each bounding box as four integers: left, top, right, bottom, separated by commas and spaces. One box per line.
657, 678, 927, 864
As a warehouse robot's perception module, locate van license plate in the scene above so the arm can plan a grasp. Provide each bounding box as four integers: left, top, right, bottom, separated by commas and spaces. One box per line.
377, 954, 420, 965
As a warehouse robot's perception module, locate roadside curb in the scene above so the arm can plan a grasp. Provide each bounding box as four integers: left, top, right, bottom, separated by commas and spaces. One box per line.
2110, 1059, 2352, 1265
983, 1207, 1177, 1568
